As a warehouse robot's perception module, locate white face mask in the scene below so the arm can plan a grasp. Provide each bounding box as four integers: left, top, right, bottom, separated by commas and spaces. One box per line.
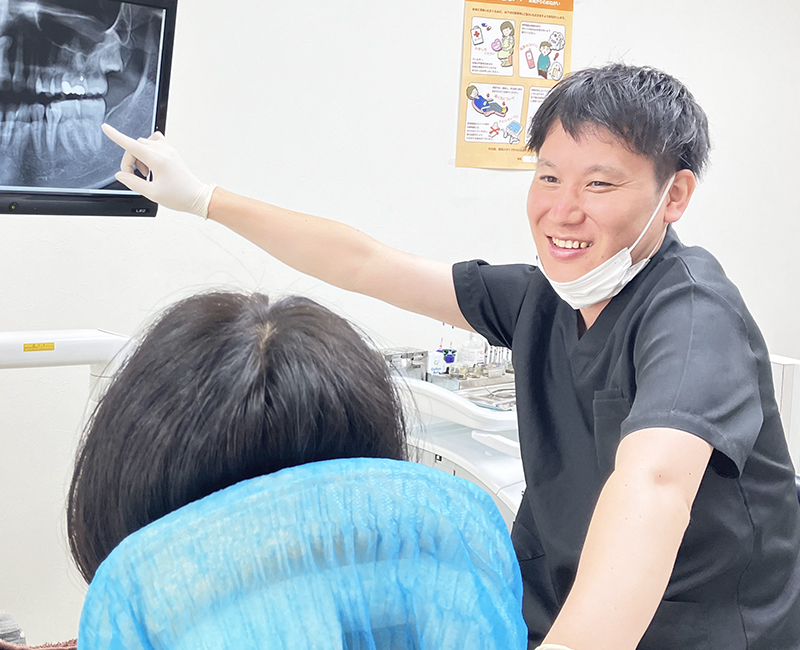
536, 175, 675, 310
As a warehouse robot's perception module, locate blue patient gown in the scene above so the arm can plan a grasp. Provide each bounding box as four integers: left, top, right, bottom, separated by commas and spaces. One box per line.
78, 458, 526, 650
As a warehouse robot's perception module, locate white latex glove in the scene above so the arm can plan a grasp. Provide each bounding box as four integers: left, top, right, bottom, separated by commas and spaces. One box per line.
536, 646, 577, 650
101, 123, 216, 218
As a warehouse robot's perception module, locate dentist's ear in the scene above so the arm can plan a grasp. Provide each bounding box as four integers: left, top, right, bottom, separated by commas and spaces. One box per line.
664, 169, 697, 224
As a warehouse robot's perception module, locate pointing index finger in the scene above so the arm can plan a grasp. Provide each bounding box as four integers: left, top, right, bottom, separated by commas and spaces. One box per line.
102, 123, 151, 158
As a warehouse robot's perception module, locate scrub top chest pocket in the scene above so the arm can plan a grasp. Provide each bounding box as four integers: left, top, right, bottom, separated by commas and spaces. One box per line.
593, 388, 632, 479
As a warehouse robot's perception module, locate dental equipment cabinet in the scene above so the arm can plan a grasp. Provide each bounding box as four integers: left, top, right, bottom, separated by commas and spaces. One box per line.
384, 345, 524, 528
0, 330, 798, 531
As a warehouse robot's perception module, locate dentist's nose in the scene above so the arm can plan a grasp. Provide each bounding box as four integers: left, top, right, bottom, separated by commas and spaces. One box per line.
548, 186, 585, 226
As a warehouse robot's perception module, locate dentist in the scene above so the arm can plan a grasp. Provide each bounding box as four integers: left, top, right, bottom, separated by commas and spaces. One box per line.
102, 64, 800, 650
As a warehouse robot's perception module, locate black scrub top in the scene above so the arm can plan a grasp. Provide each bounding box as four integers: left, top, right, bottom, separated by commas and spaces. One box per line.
453, 229, 800, 649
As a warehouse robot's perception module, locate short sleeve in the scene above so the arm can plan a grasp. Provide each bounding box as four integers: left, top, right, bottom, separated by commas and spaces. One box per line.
621, 275, 763, 478
452, 261, 542, 348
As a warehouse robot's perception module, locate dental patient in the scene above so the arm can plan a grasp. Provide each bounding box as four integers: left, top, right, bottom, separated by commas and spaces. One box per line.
67, 291, 527, 650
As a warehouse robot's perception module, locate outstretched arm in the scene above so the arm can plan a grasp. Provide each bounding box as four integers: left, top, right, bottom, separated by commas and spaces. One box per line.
207, 188, 470, 327
543, 427, 712, 650
102, 125, 471, 329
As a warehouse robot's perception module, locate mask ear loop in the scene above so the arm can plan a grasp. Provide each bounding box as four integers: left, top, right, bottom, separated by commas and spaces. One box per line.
630, 175, 676, 260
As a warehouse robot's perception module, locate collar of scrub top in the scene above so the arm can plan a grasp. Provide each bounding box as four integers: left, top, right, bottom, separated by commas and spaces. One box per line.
77, 457, 527, 650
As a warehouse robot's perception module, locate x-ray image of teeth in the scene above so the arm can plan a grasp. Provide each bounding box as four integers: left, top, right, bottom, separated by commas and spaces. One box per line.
0, 0, 164, 190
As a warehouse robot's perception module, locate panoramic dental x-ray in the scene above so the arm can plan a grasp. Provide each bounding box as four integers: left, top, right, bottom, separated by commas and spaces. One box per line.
0, 0, 164, 191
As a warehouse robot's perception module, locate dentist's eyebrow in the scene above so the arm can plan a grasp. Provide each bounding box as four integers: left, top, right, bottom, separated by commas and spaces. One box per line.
584, 163, 626, 177
536, 159, 626, 179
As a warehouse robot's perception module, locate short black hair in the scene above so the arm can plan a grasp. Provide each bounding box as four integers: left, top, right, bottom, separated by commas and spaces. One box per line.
527, 63, 711, 185
67, 292, 408, 582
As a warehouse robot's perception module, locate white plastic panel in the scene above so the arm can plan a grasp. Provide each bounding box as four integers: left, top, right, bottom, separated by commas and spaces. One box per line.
771, 354, 800, 470
397, 377, 518, 432
0, 329, 131, 370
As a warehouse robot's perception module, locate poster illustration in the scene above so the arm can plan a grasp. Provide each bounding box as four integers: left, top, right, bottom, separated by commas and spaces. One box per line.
519, 21, 567, 81
469, 18, 517, 77
456, 0, 574, 170
464, 83, 525, 144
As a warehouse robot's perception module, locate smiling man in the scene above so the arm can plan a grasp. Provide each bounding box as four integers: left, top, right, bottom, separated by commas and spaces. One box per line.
103, 63, 800, 650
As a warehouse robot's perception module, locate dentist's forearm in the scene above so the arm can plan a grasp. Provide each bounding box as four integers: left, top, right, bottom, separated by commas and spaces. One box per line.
207, 187, 471, 328
542, 472, 689, 649
543, 427, 710, 650
208, 187, 381, 293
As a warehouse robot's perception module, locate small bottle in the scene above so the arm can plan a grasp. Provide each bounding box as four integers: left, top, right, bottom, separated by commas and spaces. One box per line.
443, 350, 456, 373
458, 332, 487, 367
427, 347, 445, 376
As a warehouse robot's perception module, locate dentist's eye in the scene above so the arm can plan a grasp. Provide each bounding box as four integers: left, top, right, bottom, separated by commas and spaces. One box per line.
587, 180, 617, 192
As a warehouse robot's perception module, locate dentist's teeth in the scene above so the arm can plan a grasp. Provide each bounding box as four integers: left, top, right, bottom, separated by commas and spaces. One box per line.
553, 238, 590, 250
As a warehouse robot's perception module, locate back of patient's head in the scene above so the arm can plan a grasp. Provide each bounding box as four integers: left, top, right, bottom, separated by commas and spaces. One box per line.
527, 63, 711, 185
68, 292, 407, 583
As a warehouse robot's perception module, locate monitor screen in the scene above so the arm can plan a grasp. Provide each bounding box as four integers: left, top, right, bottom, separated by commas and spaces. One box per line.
0, 0, 177, 216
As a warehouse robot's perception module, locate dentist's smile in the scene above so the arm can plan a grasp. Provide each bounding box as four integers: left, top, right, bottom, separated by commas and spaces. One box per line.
547, 235, 593, 261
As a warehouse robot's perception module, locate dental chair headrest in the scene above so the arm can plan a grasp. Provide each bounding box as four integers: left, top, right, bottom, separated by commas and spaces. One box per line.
78, 458, 526, 650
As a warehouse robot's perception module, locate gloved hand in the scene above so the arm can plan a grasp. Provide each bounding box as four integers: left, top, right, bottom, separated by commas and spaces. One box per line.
101, 123, 216, 218
535, 645, 577, 650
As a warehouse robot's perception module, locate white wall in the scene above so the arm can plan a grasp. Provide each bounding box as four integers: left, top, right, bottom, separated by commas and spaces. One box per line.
1, 0, 798, 642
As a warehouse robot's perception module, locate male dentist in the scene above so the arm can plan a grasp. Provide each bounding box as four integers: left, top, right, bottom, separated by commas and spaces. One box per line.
103, 64, 800, 649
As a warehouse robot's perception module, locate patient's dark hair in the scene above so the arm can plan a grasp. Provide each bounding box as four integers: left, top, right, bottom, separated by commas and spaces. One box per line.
527, 63, 711, 185
68, 292, 407, 582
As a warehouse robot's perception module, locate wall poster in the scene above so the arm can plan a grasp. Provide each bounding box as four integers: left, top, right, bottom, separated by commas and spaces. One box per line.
456, 0, 573, 170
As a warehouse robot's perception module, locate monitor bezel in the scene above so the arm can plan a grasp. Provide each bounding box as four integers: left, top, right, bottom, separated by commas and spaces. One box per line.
0, 0, 178, 218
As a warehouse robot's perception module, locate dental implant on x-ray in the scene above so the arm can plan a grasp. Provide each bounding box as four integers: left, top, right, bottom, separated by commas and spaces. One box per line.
0, 0, 164, 190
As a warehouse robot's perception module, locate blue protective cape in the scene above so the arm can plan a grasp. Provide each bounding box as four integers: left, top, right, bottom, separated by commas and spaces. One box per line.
78, 457, 526, 649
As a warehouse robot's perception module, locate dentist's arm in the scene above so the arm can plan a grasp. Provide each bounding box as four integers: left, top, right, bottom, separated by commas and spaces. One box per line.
542, 428, 712, 650
102, 125, 471, 330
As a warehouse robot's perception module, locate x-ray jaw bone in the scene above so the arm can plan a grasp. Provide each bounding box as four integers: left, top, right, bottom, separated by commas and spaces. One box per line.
0, 0, 163, 189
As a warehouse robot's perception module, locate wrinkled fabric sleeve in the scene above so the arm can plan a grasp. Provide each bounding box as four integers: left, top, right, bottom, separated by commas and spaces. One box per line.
621, 273, 763, 478
453, 261, 540, 349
